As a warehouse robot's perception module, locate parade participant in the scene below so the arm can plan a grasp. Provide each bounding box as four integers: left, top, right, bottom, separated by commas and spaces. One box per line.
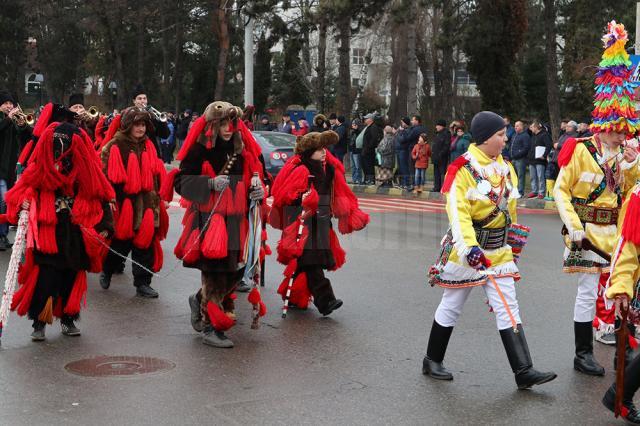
0, 91, 31, 250
269, 131, 369, 316
425, 111, 557, 389
4, 121, 114, 340
99, 107, 167, 298
131, 84, 170, 155
162, 101, 266, 348
553, 20, 640, 376
68, 93, 99, 140
599, 186, 640, 423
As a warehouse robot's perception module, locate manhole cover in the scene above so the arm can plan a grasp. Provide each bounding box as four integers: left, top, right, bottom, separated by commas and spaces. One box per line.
65, 356, 175, 377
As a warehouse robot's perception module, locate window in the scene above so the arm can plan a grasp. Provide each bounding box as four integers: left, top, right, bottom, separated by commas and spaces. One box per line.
352, 78, 360, 87
352, 48, 366, 65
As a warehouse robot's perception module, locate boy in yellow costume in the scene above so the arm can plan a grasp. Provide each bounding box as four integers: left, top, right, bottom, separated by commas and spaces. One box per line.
424, 111, 556, 390
553, 20, 640, 376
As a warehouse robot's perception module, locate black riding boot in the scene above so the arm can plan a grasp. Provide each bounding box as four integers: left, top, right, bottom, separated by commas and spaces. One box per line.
614, 321, 637, 370
602, 352, 640, 424
422, 320, 454, 380
500, 324, 557, 389
574, 321, 605, 375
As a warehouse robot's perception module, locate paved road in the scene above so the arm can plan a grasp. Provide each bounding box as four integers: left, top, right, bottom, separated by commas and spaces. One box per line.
0, 195, 624, 425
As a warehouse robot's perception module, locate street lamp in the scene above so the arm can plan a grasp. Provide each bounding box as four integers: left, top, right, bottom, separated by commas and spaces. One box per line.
109, 81, 118, 110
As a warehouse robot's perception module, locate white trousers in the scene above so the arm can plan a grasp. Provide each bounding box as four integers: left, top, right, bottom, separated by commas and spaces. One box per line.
574, 273, 599, 323
434, 276, 522, 331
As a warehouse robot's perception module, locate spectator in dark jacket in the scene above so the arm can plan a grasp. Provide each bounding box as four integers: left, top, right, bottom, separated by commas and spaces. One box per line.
547, 120, 578, 184
394, 117, 412, 188
431, 119, 451, 192
526, 120, 553, 198
277, 113, 293, 133
255, 114, 275, 131
449, 125, 471, 162
578, 122, 593, 138
361, 113, 383, 185
330, 115, 348, 163
349, 119, 363, 184
403, 115, 427, 187
176, 109, 192, 149
509, 120, 531, 195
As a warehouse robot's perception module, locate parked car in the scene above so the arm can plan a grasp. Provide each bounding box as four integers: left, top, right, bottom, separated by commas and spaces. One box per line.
252, 131, 296, 177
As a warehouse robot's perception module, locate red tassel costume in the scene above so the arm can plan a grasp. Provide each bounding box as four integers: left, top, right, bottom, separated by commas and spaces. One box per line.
167, 101, 265, 346
99, 107, 167, 297
5, 122, 115, 339
269, 131, 369, 315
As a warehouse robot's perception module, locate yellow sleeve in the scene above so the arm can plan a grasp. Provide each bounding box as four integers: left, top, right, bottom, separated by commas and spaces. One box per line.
508, 162, 518, 224
607, 194, 640, 299
553, 147, 583, 237
446, 170, 478, 255
621, 158, 640, 196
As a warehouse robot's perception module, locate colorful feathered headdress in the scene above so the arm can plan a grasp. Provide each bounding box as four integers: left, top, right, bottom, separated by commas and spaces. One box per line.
590, 20, 640, 134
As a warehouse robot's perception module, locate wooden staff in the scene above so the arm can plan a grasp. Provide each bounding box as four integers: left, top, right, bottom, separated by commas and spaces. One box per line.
615, 301, 629, 418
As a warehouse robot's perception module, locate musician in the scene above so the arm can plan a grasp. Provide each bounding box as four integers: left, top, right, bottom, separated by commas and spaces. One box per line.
425, 111, 556, 389
68, 93, 98, 140
162, 101, 266, 348
553, 20, 640, 377
99, 107, 167, 298
4, 121, 114, 341
268, 131, 369, 316
0, 91, 32, 250
131, 84, 169, 156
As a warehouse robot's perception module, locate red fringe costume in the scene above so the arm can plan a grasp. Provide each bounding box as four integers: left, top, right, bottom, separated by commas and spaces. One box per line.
5, 122, 115, 333
99, 107, 167, 293
164, 101, 266, 338
269, 131, 369, 314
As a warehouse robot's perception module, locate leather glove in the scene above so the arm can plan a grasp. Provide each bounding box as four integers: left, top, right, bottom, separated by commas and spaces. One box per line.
466, 246, 492, 270
249, 185, 265, 201
208, 175, 230, 192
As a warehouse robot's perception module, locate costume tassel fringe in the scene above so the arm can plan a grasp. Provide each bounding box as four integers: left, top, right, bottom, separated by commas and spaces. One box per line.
202, 214, 228, 259
152, 237, 163, 272
12, 265, 39, 316
114, 198, 134, 240
123, 152, 142, 194
63, 271, 87, 316
133, 208, 155, 249
107, 145, 127, 184
140, 151, 154, 191
38, 296, 54, 324
206, 301, 235, 331
182, 230, 201, 264
329, 228, 346, 270
160, 169, 179, 201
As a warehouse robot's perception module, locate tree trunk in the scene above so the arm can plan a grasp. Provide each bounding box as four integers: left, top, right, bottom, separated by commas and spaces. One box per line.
416, 30, 433, 119
543, 0, 561, 141
213, 0, 230, 100
439, 0, 454, 120
136, 24, 144, 84
388, 34, 400, 122
336, 17, 352, 115
316, 5, 327, 112
174, 1, 184, 114
406, 10, 418, 115
396, 19, 409, 121
160, 10, 170, 107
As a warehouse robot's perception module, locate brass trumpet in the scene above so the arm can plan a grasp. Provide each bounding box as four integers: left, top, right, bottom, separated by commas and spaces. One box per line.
76, 106, 101, 122
146, 105, 167, 123
11, 105, 35, 127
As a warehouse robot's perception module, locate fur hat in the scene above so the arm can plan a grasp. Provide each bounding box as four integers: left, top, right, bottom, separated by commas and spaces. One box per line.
203, 101, 242, 123
294, 131, 339, 155
68, 93, 84, 108
131, 84, 146, 100
0, 91, 14, 105
313, 114, 327, 127
119, 106, 153, 134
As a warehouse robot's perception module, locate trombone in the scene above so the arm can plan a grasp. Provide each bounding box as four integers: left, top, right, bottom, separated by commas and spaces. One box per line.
146, 105, 167, 122
11, 105, 35, 127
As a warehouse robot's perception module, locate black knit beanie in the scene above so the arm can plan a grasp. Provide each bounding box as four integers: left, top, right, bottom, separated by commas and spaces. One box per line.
470, 111, 505, 145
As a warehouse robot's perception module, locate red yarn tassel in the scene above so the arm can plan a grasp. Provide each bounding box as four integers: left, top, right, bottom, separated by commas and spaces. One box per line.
239, 217, 249, 253
206, 301, 235, 331
276, 219, 308, 264
202, 214, 228, 259
158, 201, 169, 240
152, 237, 163, 272
32, 102, 53, 138
140, 151, 154, 191
114, 198, 134, 240
18, 249, 34, 284
102, 114, 122, 149
557, 137, 579, 168
182, 229, 201, 264
82, 228, 109, 273
259, 301, 267, 316
133, 208, 155, 249
37, 224, 58, 254
17, 139, 34, 165
301, 188, 319, 215
329, 228, 346, 270
231, 183, 247, 215
13, 265, 40, 316
177, 116, 206, 161
160, 168, 179, 202
124, 152, 141, 194
277, 273, 311, 309
283, 258, 298, 278
441, 156, 469, 194
201, 161, 216, 177
72, 197, 103, 228
622, 192, 640, 244
107, 145, 127, 184
248, 287, 261, 305
63, 271, 87, 316
37, 191, 57, 225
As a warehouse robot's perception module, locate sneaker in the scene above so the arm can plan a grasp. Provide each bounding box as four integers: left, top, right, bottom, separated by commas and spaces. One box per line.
188, 293, 203, 332
61, 319, 81, 336
595, 329, 616, 345
31, 321, 46, 341
202, 327, 234, 348
526, 192, 537, 199
235, 280, 251, 293
136, 284, 159, 298
99, 272, 111, 290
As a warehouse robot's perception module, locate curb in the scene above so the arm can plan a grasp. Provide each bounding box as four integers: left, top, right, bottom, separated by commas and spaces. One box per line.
348, 183, 558, 212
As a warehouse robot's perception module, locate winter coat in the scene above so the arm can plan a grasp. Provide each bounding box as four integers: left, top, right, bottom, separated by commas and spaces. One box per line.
0, 114, 30, 185
349, 127, 362, 154
431, 129, 451, 165
361, 123, 383, 157
333, 123, 348, 153
176, 115, 191, 139
255, 122, 276, 131
527, 129, 553, 165
376, 134, 395, 169
509, 131, 531, 161
277, 122, 293, 134
449, 133, 471, 162
412, 143, 432, 169
292, 124, 309, 136
397, 124, 427, 152
551, 130, 578, 164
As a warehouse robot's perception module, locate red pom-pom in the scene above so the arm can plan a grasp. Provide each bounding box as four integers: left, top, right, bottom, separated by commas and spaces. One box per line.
264, 244, 272, 255
283, 259, 298, 278
631, 335, 639, 350
107, 145, 127, 184
248, 287, 261, 305
261, 229, 268, 242
276, 219, 309, 264
160, 168, 179, 202
124, 152, 142, 194
133, 208, 155, 249
202, 214, 228, 259
114, 198, 134, 240
140, 151, 154, 191
302, 188, 319, 214
329, 228, 346, 270
63, 271, 87, 316
152, 237, 163, 272
259, 301, 267, 316
277, 273, 311, 309
206, 301, 236, 331
82, 228, 109, 273
182, 229, 201, 264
